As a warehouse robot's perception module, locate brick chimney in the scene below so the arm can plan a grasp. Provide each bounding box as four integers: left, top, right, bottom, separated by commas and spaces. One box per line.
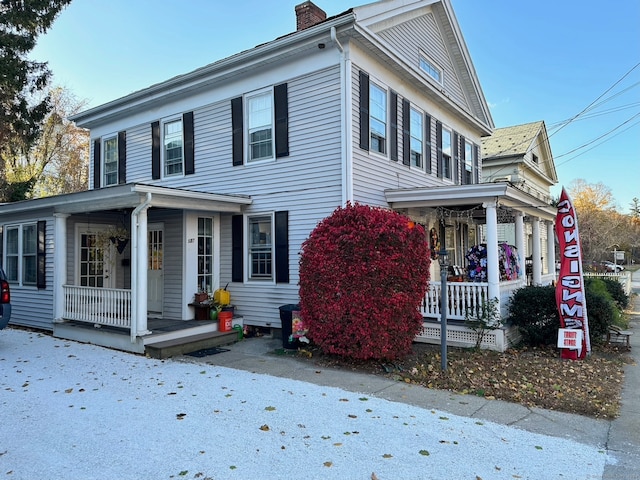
295, 1, 327, 31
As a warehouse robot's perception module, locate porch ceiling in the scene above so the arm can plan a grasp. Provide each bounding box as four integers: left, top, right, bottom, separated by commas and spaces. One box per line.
385, 182, 556, 221
1, 184, 252, 215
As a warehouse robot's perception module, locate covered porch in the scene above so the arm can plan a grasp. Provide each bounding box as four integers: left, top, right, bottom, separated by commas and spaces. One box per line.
48, 183, 252, 352
386, 182, 557, 351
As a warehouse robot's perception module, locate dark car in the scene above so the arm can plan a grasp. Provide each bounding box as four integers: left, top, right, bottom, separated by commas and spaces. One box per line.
0, 267, 11, 330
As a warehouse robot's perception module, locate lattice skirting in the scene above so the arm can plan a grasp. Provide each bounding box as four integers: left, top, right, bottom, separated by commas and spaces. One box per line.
415, 322, 517, 352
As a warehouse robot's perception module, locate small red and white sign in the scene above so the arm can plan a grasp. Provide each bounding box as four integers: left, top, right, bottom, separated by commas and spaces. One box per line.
557, 328, 583, 352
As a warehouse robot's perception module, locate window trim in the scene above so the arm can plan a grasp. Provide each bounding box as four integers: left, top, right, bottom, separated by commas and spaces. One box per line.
247, 213, 274, 281
441, 125, 452, 180
409, 106, 424, 169
4, 223, 37, 286
419, 53, 443, 85
102, 134, 119, 187
464, 139, 474, 184
369, 81, 388, 156
162, 116, 185, 178
246, 87, 275, 163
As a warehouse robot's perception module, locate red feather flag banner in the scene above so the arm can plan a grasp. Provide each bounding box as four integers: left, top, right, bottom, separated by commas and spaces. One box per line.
555, 187, 590, 360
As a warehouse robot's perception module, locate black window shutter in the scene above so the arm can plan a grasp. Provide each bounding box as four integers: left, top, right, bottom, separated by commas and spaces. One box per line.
460, 135, 466, 185
389, 91, 398, 161
436, 121, 443, 178
231, 215, 244, 282
231, 97, 243, 166
474, 144, 480, 184
37, 220, 46, 289
183, 111, 195, 175
274, 211, 289, 283
424, 114, 432, 173
274, 83, 289, 158
93, 139, 101, 188
117, 131, 127, 184
358, 71, 370, 151
402, 98, 410, 166
151, 121, 160, 179
453, 131, 460, 184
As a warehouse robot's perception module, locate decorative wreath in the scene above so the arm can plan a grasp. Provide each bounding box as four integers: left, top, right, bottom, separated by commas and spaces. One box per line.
429, 227, 440, 260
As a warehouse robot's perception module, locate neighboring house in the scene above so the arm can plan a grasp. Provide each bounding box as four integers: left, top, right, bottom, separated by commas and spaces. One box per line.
0, 0, 556, 354
481, 121, 559, 284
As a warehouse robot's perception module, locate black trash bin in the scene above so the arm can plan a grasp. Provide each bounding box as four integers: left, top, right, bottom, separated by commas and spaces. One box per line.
279, 304, 301, 349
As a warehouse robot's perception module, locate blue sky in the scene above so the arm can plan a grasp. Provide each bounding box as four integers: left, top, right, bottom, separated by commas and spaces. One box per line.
30, 0, 640, 212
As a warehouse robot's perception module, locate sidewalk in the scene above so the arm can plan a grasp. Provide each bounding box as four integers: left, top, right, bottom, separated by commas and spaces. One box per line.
187, 273, 640, 478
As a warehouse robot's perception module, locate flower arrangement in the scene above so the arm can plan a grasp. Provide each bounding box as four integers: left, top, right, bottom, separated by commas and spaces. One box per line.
289, 311, 309, 344
466, 244, 488, 281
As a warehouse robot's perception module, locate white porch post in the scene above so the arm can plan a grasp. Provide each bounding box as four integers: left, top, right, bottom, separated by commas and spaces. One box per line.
531, 217, 542, 285
514, 212, 526, 281
53, 213, 69, 321
135, 206, 151, 336
484, 201, 500, 310
546, 221, 556, 278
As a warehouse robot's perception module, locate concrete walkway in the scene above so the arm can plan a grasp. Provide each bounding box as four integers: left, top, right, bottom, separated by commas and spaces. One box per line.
185, 271, 640, 479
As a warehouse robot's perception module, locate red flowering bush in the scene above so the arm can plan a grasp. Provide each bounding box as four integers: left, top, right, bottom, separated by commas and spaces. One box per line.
299, 203, 431, 361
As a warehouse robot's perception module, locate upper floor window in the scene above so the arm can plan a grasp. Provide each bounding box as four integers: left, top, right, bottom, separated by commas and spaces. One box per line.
103, 136, 118, 187
532, 153, 539, 164
247, 90, 274, 162
370, 83, 387, 154
419, 55, 443, 84
4, 224, 36, 285
248, 215, 272, 280
464, 140, 474, 184
410, 107, 423, 168
164, 118, 184, 176
442, 127, 452, 179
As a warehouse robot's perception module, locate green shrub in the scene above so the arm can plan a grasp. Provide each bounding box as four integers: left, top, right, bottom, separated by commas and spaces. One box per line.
506, 285, 558, 346
298, 203, 430, 361
598, 277, 629, 310
584, 278, 620, 343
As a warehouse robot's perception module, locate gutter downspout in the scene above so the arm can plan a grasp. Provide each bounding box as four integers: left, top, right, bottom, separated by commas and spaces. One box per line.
131, 192, 152, 343
332, 26, 353, 205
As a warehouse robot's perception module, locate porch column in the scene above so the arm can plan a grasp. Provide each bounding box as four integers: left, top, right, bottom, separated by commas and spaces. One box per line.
546, 220, 556, 278
531, 217, 542, 285
514, 212, 526, 281
135, 205, 151, 336
53, 213, 69, 321
483, 201, 500, 310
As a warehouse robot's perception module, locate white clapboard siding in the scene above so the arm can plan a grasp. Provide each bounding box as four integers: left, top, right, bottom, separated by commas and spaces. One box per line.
377, 12, 467, 109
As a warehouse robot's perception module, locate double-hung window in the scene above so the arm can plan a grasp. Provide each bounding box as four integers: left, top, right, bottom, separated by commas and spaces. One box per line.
410, 107, 423, 168
248, 215, 272, 280
247, 90, 274, 162
442, 127, 452, 179
164, 118, 184, 176
103, 136, 118, 187
5, 224, 36, 285
370, 83, 387, 154
464, 140, 474, 184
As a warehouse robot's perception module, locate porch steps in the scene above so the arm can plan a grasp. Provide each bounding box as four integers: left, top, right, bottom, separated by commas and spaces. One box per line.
145, 330, 239, 359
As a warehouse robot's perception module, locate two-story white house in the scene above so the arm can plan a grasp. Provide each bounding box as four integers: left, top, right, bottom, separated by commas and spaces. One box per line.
0, 0, 556, 355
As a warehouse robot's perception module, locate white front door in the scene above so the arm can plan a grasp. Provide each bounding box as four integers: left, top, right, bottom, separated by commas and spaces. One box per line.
147, 224, 164, 316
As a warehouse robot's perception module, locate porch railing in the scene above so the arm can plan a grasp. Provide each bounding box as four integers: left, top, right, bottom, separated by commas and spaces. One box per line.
63, 285, 132, 328
422, 281, 489, 321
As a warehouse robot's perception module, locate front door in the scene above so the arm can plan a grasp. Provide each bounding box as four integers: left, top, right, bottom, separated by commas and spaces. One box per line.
79, 229, 115, 288
147, 224, 164, 317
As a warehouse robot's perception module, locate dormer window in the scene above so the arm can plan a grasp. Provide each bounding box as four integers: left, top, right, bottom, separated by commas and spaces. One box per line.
532, 153, 539, 164
419, 55, 442, 84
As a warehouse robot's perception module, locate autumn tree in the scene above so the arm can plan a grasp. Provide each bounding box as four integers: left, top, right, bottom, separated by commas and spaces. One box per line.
568, 179, 637, 264
0, 0, 72, 199
3, 86, 89, 199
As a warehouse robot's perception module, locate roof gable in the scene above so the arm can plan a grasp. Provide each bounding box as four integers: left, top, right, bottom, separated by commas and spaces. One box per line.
482, 121, 558, 185
353, 0, 493, 129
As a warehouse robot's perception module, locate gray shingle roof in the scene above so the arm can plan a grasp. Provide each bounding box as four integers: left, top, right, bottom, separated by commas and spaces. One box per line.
482, 121, 544, 158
